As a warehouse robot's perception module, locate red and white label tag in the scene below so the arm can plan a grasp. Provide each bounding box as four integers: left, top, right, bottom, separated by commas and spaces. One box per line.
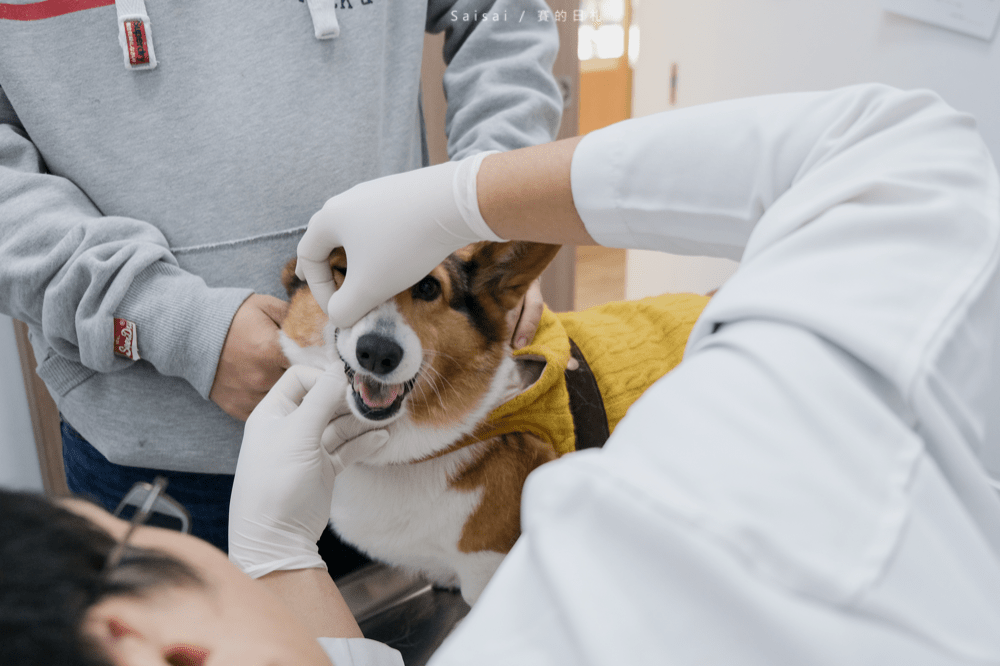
114, 318, 141, 360
123, 18, 150, 66
116, 0, 157, 71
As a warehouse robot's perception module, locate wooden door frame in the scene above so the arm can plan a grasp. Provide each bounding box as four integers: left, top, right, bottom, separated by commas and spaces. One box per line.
12, 319, 67, 495
544, 0, 581, 312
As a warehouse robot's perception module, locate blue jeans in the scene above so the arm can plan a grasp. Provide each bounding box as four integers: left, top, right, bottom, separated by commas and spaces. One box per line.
61, 420, 235, 550
61, 420, 371, 576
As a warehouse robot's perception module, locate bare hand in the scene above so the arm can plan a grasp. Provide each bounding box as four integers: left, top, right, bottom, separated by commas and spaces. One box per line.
506, 279, 544, 350
210, 294, 290, 421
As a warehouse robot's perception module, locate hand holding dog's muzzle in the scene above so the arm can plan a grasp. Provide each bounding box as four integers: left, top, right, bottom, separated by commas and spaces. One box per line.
322, 410, 389, 475
297, 151, 503, 328
229, 365, 388, 579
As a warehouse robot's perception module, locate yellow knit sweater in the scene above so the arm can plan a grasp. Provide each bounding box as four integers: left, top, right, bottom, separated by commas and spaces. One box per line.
468, 293, 710, 455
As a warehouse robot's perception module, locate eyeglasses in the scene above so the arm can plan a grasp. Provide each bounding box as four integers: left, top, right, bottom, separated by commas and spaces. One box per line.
103, 476, 192, 573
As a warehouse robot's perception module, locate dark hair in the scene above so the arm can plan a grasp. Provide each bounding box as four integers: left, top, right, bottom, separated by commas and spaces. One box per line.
0, 489, 202, 666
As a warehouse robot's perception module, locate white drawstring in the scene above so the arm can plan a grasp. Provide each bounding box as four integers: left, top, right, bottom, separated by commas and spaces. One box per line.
115, 0, 157, 70
306, 0, 340, 39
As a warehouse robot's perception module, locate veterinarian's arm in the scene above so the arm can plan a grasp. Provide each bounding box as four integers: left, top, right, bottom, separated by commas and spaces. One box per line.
258, 568, 362, 639
298, 139, 596, 327
260, 566, 415, 666
477, 135, 593, 245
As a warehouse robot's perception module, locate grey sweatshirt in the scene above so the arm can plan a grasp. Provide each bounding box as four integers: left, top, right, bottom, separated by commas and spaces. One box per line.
0, 0, 561, 473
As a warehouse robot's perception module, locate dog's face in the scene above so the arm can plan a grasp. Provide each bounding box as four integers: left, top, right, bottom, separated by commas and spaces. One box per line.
281, 242, 560, 434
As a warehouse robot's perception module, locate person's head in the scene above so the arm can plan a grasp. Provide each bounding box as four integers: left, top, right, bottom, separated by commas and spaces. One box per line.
0, 489, 333, 666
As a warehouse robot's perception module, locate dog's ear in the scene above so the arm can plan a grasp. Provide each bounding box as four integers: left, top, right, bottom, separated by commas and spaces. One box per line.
281, 249, 348, 298
467, 241, 561, 311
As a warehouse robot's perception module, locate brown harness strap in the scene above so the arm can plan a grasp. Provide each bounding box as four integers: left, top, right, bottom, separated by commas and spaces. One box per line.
420, 336, 610, 462
565, 338, 610, 450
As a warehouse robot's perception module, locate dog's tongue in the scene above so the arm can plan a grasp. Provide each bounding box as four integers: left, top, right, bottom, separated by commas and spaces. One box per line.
355, 375, 402, 409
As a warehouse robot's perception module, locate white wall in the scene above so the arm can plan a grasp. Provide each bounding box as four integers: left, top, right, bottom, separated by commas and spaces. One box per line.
625, 0, 1000, 299
0, 314, 44, 491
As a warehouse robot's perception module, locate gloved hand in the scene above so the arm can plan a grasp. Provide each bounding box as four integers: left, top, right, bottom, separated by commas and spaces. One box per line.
229, 365, 388, 579
297, 151, 504, 327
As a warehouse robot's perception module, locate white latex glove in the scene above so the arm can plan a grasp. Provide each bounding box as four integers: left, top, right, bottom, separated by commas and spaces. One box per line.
229, 365, 388, 579
296, 151, 503, 327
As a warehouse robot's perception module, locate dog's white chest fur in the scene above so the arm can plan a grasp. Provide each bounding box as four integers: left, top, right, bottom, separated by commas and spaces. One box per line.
329, 444, 503, 601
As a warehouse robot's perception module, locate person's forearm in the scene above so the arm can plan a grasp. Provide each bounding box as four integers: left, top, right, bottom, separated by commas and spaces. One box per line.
258, 568, 364, 640
477, 136, 596, 246
0, 91, 252, 396
428, 0, 562, 159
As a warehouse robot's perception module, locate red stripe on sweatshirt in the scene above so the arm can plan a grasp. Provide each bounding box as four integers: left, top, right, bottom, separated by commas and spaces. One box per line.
0, 0, 114, 21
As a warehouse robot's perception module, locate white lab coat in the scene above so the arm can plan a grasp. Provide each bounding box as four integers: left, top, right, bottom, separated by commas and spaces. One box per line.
425, 85, 1000, 663
318, 637, 403, 665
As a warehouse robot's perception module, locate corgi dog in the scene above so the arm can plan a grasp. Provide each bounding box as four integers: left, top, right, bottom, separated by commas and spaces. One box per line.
280, 241, 708, 604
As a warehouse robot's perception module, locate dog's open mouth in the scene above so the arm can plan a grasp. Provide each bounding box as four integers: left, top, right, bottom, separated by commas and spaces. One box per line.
344, 364, 416, 421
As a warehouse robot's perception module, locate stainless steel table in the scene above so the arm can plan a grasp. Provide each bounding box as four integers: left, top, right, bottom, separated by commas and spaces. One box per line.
338, 563, 471, 666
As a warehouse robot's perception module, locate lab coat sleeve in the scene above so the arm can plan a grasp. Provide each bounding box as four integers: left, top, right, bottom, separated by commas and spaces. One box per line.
425, 0, 562, 160
571, 84, 1000, 533
0, 85, 250, 399
316, 637, 404, 666
429, 85, 1000, 664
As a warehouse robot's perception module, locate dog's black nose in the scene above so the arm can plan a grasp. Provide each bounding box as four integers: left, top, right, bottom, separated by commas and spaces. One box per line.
356, 334, 403, 375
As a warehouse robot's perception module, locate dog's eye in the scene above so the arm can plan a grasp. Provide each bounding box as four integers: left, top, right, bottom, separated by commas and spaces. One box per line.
330, 265, 347, 288
412, 276, 441, 301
